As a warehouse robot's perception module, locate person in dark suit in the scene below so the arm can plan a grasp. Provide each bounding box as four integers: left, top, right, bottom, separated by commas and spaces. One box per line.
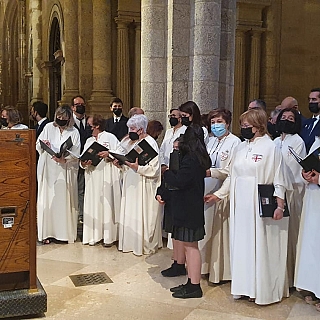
300, 88, 320, 152
71, 95, 92, 223
30, 101, 50, 138
105, 97, 128, 141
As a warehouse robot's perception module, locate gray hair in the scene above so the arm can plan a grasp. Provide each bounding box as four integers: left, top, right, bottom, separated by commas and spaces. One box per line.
127, 114, 148, 132
53, 105, 75, 129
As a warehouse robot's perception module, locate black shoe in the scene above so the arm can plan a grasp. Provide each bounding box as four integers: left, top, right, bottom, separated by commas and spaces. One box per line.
161, 262, 187, 277
172, 286, 203, 299
170, 284, 186, 292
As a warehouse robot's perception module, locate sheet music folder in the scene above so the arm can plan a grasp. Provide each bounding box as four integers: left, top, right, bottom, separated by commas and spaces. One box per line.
288, 146, 320, 172
67, 141, 109, 166
109, 139, 158, 166
40, 136, 72, 158
258, 184, 289, 218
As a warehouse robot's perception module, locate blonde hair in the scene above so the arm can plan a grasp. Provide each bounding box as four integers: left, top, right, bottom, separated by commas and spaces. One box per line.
239, 109, 268, 136
53, 105, 75, 129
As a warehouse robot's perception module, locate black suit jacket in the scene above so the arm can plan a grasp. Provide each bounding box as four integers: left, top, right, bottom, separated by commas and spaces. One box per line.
105, 115, 128, 141
300, 117, 320, 152
73, 116, 92, 152
35, 118, 50, 139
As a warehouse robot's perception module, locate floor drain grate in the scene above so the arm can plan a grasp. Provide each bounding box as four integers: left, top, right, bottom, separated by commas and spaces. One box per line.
69, 272, 113, 287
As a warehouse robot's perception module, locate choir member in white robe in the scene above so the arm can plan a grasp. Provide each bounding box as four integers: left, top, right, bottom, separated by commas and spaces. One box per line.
81, 114, 121, 246
200, 108, 240, 282
1, 106, 28, 129
205, 109, 290, 305
274, 108, 306, 287
295, 136, 320, 310
112, 114, 162, 256
36, 105, 80, 244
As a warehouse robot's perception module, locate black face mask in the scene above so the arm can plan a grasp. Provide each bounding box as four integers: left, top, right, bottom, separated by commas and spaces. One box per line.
56, 118, 68, 127
241, 127, 255, 140
129, 131, 139, 141
278, 119, 296, 134
1, 118, 8, 127
75, 104, 86, 114
113, 108, 122, 117
309, 102, 320, 114
181, 117, 191, 127
169, 117, 179, 127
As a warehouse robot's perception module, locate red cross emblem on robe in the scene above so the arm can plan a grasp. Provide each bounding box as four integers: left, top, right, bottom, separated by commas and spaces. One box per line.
252, 154, 263, 162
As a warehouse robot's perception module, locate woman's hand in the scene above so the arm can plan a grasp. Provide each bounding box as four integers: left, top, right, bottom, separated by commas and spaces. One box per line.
125, 158, 139, 171
204, 194, 220, 204
98, 151, 109, 159
112, 159, 122, 169
156, 195, 165, 204
302, 169, 320, 184
206, 169, 211, 177
81, 160, 92, 167
161, 165, 168, 175
273, 207, 284, 220
52, 156, 66, 164
42, 140, 51, 148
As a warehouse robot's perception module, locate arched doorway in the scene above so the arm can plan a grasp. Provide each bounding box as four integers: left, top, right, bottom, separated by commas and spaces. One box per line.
48, 17, 62, 120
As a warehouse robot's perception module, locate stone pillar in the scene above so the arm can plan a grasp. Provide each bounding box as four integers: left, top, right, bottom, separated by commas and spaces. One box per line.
141, 0, 166, 121
133, 22, 141, 108
247, 29, 262, 102
233, 28, 246, 134
218, 0, 236, 111
167, 0, 190, 115
192, 0, 221, 113
30, 0, 42, 102
61, 0, 79, 104
17, 0, 27, 111
115, 18, 131, 112
89, 0, 113, 115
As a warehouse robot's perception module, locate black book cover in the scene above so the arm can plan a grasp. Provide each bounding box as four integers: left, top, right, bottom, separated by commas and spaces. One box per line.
40, 136, 72, 158
80, 142, 109, 166
288, 146, 320, 172
109, 139, 158, 166
258, 184, 289, 218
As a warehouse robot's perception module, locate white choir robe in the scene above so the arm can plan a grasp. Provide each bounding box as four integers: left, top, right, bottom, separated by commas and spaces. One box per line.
295, 136, 320, 298
199, 133, 241, 281
215, 135, 290, 305
274, 133, 306, 287
82, 132, 121, 245
115, 135, 163, 256
36, 123, 80, 243
159, 125, 186, 249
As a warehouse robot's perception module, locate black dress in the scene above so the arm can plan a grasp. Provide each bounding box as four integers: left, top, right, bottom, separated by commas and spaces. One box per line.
163, 153, 206, 242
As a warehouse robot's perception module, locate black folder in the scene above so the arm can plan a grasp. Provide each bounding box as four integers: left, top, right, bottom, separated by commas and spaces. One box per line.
258, 184, 289, 218
40, 136, 72, 158
67, 141, 109, 166
288, 146, 320, 172
109, 139, 158, 166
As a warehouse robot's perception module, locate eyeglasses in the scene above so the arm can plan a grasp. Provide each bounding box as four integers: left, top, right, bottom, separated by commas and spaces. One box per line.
240, 124, 253, 129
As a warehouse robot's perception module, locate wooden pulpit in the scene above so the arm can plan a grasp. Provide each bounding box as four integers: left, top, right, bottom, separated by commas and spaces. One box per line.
0, 130, 37, 291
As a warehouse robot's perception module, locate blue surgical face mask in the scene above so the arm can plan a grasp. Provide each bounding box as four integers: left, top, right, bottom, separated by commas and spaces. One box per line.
211, 123, 227, 137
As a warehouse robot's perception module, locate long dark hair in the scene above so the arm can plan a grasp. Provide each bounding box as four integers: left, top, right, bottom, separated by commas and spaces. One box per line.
179, 101, 201, 125
179, 125, 211, 170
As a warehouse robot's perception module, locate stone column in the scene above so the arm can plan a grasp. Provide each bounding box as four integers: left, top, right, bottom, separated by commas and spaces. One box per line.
133, 22, 141, 108
29, 0, 42, 102
192, 0, 221, 113
218, 0, 236, 111
247, 29, 262, 102
141, 0, 166, 121
233, 28, 246, 134
89, 0, 113, 115
17, 0, 27, 111
60, 0, 79, 104
115, 18, 131, 112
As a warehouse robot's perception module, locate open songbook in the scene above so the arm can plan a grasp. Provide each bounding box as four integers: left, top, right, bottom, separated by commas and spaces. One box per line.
288, 146, 320, 172
40, 136, 72, 158
67, 141, 109, 166
108, 139, 158, 166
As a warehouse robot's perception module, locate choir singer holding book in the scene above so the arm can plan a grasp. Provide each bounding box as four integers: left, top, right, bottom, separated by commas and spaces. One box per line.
204, 108, 290, 305
36, 105, 80, 244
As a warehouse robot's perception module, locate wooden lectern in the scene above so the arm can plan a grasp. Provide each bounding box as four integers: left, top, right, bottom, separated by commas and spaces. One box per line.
0, 130, 46, 318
